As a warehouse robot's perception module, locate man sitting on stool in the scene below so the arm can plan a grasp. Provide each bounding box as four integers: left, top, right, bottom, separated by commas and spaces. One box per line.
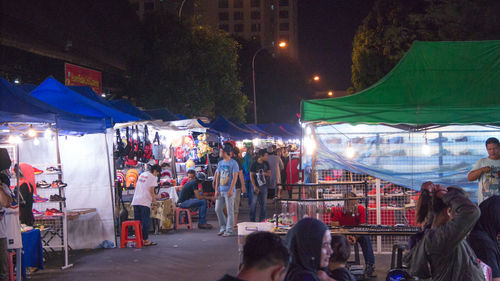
177, 172, 213, 229
331, 192, 376, 278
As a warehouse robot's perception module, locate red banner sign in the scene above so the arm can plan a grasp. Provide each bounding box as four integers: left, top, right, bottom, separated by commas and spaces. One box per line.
64, 63, 102, 94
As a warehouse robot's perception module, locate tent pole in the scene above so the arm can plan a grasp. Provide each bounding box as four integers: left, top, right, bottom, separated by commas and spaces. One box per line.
15, 143, 21, 281
104, 126, 118, 247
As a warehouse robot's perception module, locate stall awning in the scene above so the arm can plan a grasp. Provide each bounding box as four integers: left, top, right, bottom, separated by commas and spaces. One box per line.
210, 116, 255, 140
301, 40, 500, 126
144, 108, 179, 122
109, 99, 152, 121
0, 78, 106, 133
31, 78, 139, 123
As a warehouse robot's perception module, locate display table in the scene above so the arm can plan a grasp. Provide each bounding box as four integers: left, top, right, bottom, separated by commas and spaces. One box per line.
121, 199, 175, 230
21, 229, 44, 278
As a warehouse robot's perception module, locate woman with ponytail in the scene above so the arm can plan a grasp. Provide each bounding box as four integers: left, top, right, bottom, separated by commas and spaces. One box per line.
406, 181, 485, 281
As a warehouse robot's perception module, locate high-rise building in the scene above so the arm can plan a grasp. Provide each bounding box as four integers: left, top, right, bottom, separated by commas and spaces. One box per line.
195, 0, 298, 59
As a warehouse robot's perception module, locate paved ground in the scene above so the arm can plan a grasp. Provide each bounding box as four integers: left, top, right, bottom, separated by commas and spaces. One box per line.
29, 199, 395, 281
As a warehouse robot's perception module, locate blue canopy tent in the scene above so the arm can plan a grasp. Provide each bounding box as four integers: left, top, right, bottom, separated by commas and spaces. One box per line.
240, 123, 270, 137
257, 123, 296, 139
31, 78, 139, 124
145, 108, 179, 121
281, 123, 301, 138
0, 78, 106, 133
210, 116, 256, 140
68, 86, 113, 106
109, 99, 152, 121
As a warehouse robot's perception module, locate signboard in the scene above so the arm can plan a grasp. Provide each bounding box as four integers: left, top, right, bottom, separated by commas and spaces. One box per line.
64, 63, 102, 94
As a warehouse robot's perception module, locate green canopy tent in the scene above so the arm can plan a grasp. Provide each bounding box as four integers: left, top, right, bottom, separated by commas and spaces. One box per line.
301, 40, 500, 126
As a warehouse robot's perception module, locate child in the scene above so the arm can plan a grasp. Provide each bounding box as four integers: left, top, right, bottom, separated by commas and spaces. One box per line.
328, 235, 356, 281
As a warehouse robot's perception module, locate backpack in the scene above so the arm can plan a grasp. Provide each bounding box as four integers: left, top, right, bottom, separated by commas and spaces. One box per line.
114, 129, 126, 158
152, 132, 164, 160
141, 125, 153, 162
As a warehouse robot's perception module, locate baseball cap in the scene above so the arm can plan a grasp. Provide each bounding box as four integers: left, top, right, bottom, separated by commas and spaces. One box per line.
195, 172, 207, 181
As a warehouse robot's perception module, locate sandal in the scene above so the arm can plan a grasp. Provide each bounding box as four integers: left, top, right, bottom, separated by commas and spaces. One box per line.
144, 241, 157, 246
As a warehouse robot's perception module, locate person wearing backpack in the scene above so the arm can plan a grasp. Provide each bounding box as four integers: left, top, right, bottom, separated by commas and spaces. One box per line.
405, 182, 485, 281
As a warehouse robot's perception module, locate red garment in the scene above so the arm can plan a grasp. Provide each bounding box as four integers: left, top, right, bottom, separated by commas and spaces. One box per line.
19, 163, 36, 195
331, 205, 366, 226
180, 178, 189, 186
286, 158, 299, 184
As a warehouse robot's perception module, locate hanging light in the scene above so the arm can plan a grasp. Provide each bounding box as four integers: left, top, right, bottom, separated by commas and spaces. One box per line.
305, 126, 312, 136
44, 127, 52, 139
422, 137, 431, 156
8, 135, 22, 144
345, 141, 355, 159
304, 136, 316, 155
28, 125, 37, 137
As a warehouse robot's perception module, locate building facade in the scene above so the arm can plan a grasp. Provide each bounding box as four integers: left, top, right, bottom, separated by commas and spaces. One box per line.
195, 0, 298, 59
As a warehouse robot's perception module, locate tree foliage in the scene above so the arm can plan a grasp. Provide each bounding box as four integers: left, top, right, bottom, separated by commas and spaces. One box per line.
351, 0, 500, 92
126, 13, 248, 122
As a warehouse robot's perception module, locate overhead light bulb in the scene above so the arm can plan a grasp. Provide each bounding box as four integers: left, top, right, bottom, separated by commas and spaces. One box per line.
8, 135, 22, 144
422, 138, 431, 156
304, 136, 316, 155
345, 142, 355, 159
44, 128, 52, 139
305, 126, 312, 136
28, 126, 36, 137
33, 138, 40, 146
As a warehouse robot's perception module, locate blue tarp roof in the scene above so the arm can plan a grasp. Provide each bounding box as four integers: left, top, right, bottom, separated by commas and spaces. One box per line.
0, 78, 106, 133
210, 116, 255, 140
258, 123, 297, 139
109, 99, 152, 120
240, 123, 270, 137
31, 78, 139, 123
145, 108, 179, 121
68, 86, 114, 107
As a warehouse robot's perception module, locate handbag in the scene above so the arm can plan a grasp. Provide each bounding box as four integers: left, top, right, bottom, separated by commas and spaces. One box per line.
152, 132, 164, 160
141, 125, 153, 162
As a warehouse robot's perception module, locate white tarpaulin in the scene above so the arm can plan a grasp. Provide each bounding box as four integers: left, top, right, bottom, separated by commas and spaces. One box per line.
19, 130, 115, 249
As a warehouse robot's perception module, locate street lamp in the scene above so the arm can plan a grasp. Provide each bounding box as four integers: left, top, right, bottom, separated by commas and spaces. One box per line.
328, 91, 333, 96
252, 41, 287, 124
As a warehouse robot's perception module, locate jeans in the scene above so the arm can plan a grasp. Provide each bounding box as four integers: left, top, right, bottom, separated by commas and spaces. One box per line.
357, 235, 375, 265
250, 185, 268, 222
133, 205, 151, 241
0, 238, 6, 281
245, 179, 253, 206
179, 198, 207, 225
215, 191, 235, 234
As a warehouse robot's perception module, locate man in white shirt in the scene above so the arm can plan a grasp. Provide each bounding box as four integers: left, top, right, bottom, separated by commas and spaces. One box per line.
468, 137, 500, 203
131, 164, 161, 246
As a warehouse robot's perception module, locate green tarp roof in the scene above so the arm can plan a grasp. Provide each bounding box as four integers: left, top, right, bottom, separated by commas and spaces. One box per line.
301, 40, 500, 126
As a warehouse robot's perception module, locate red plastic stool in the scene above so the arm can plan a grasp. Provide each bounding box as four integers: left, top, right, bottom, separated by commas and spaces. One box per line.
120, 220, 144, 248
8, 251, 15, 281
175, 207, 193, 230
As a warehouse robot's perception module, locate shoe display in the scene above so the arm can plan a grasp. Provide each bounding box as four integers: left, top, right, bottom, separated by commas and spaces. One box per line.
32, 209, 43, 216
36, 180, 50, 188
197, 223, 213, 229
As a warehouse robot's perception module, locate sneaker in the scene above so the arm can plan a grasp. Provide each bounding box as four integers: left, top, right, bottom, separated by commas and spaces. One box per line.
33, 195, 48, 203
37, 180, 50, 188
217, 230, 224, 236
364, 263, 376, 277
222, 232, 233, 237
198, 223, 213, 229
49, 194, 66, 202
46, 166, 62, 173
51, 180, 67, 188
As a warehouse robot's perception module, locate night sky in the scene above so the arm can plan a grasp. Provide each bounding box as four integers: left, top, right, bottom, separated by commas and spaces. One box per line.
298, 0, 376, 91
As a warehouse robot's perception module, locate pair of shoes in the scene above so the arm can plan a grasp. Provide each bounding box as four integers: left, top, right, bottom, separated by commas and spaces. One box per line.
51, 180, 67, 188
33, 195, 48, 203
364, 263, 376, 277
197, 223, 213, 229
49, 194, 66, 202
222, 232, 233, 237
217, 230, 224, 236
46, 166, 61, 173
37, 180, 50, 188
